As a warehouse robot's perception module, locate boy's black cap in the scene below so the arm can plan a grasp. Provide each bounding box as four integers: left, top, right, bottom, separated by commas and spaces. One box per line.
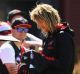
11, 17, 32, 29
7, 9, 26, 22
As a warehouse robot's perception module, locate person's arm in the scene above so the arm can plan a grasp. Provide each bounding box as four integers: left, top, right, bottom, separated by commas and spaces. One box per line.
5, 63, 18, 74
24, 33, 43, 51
27, 33, 42, 42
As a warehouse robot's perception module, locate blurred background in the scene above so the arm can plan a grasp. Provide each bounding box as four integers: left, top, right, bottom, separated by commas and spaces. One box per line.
0, 0, 80, 72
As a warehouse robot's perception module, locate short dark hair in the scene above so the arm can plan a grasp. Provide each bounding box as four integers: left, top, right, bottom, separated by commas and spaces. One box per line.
11, 17, 31, 29
7, 9, 26, 22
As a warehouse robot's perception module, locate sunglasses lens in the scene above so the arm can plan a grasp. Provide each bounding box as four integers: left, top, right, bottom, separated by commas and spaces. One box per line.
17, 28, 29, 33
17, 28, 23, 32
24, 28, 29, 33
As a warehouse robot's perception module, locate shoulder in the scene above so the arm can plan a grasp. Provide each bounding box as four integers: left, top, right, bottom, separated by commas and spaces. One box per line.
0, 41, 15, 54
56, 30, 73, 38
1, 41, 13, 48
54, 30, 74, 44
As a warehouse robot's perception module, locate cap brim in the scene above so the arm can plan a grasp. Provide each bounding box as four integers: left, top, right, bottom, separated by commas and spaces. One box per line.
14, 24, 32, 28
0, 35, 19, 41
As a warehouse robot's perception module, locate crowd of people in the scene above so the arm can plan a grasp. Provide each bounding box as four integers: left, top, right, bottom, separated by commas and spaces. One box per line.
0, 3, 76, 74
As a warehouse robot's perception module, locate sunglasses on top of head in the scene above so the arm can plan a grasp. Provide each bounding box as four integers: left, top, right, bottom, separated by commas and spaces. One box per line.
16, 27, 29, 33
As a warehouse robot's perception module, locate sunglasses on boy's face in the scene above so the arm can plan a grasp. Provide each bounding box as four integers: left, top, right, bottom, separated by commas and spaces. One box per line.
16, 27, 29, 33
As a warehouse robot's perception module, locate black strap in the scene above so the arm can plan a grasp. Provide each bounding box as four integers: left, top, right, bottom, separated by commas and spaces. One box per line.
9, 41, 20, 61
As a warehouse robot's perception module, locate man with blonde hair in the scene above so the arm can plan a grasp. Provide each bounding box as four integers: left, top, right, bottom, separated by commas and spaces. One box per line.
30, 3, 75, 74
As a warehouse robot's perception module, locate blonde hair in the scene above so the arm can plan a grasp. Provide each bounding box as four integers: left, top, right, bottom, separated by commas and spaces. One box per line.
30, 3, 61, 33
